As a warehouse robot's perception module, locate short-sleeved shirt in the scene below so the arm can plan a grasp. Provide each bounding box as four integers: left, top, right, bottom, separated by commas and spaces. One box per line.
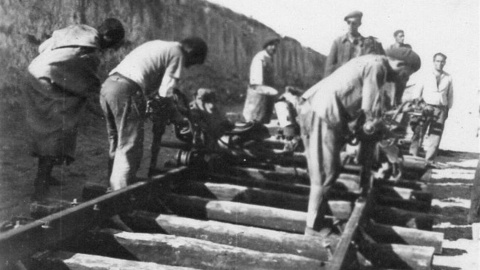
302, 54, 390, 128
28, 24, 101, 97
249, 50, 275, 87
110, 40, 184, 97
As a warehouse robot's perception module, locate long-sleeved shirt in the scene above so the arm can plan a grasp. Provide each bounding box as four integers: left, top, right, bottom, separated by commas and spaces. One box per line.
249, 50, 275, 87
28, 24, 101, 97
324, 33, 365, 77
303, 54, 390, 128
415, 70, 454, 109
110, 40, 184, 97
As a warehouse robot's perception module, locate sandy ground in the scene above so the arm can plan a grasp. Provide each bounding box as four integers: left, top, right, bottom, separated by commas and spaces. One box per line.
427, 153, 480, 269
0, 105, 479, 269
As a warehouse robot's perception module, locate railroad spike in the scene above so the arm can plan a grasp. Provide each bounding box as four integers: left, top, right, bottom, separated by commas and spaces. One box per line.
41, 221, 51, 229
70, 198, 79, 207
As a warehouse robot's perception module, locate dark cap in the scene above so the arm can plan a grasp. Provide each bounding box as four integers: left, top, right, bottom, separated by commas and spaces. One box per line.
386, 47, 421, 72
344, 10, 363, 21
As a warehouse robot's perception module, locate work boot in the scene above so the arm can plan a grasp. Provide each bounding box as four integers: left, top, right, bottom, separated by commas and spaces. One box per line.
108, 214, 133, 232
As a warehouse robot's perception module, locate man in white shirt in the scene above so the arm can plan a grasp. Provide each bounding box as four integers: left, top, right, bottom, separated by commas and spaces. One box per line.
409, 52, 453, 162
242, 38, 280, 123
100, 37, 208, 190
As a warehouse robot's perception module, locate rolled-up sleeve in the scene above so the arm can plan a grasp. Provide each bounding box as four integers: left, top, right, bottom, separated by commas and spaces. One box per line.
158, 53, 183, 97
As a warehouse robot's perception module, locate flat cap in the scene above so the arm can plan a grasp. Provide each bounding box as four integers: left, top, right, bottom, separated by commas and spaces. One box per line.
386, 47, 421, 72
344, 10, 363, 21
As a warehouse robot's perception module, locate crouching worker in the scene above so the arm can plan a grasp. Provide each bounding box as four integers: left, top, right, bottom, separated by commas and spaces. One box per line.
275, 86, 304, 154
189, 88, 234, 150
299, 47, 421, 237
25, 19, 125, 200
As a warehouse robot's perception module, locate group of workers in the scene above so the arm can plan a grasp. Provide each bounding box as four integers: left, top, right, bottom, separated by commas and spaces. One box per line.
24, 10, 455, 236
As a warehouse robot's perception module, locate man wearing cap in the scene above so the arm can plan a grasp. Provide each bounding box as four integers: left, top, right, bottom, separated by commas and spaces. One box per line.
242, 38, 280, 123
389, 30, 412, 50
100, 37, 208, 190
25, 19, 125, 200
299, 47, 421, 236
409, 52, 453, 162
324, 11, 365, 77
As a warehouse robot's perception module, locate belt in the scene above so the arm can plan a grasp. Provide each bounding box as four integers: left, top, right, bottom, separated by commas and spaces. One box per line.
110, 73, 142, 95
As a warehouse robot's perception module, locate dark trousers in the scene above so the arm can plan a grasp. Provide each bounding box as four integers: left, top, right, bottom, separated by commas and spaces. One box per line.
409, 106, 448, 161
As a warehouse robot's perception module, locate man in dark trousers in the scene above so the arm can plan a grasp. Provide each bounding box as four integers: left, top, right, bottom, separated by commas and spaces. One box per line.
299, 47, 421, 236
409, 52, 453, 163
25, 19, 125, 200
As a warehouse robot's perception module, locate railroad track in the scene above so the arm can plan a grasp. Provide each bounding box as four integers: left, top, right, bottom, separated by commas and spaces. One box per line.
0, 135, 442, 270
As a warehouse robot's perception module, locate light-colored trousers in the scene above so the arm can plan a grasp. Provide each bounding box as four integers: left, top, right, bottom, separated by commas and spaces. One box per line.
300, 109, 343, 230
100, 74, 146, 190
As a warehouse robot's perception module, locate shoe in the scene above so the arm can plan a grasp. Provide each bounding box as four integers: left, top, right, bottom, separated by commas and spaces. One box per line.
109, 215, 133, 232
304, 226, 332, 238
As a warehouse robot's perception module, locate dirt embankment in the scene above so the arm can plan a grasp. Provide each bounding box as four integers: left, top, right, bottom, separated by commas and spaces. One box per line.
0, 0, 324, 106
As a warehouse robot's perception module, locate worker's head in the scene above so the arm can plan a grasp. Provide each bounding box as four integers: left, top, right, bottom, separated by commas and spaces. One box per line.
263, 38, 281, 56
194, 88, 217, 113
433, 53, 447, 72
393, 30, 405, 45
97, 18, 125, 49
180, 37, 208, 68
386, 47, 421, 84
344, 11, 362, 35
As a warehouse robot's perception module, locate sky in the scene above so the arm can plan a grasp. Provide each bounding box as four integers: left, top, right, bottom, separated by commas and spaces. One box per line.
208, 0, 480, 152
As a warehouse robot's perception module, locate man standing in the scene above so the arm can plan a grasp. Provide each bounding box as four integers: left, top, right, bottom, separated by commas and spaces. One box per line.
242, 38, 280, 124
25, 19, 125, 200
389, 30, 412, 50
409, 53, 453, 162
299, 47, 421, 236
324, 11, 365, 77
100, 37, 207, 191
